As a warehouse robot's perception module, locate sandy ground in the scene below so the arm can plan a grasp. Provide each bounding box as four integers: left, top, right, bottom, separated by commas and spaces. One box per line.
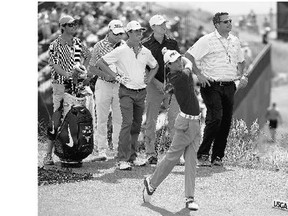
38, 161, 288, 216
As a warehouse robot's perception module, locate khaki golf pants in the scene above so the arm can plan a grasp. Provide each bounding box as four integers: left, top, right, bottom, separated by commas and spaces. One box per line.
150, 114, 201, 198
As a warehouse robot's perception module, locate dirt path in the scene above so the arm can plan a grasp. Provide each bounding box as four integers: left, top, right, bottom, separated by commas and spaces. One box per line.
38, 161, 288, 216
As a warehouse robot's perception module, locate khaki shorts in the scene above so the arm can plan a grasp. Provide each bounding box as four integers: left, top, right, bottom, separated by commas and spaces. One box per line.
52, 83, 65, 112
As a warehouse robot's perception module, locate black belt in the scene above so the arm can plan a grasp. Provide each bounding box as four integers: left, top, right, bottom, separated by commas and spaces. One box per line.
212, 81, 234, 86
120, 84, 146, 92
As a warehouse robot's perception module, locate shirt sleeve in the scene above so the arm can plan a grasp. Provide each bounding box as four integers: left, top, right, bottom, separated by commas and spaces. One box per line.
81, 42, 91, 60
174, 40, 180, 53
102, 46, 120, 65
187, 36, 210, 60
89, 43, 101, 66
146, 50, 158, 68
48, 41, 59, 65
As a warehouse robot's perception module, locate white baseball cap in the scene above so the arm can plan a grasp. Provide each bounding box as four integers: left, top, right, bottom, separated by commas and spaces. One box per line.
149, 14, 167, 26
162, 47, 181, 64
108, 20, 125, 34
126, 20, 146, 32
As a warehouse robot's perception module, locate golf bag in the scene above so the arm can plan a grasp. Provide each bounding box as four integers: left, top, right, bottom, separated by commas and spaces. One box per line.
47, 94, 94, 162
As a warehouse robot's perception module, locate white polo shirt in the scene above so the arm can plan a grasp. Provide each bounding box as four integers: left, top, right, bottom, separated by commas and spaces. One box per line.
102, 43, 158, 89
187, 30, 244, 81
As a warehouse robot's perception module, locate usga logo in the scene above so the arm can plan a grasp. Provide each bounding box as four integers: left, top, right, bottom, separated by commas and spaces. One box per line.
273, 200, 288, 211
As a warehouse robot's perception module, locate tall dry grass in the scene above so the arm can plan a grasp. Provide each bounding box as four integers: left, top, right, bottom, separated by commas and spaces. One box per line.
224, 119, 288, 172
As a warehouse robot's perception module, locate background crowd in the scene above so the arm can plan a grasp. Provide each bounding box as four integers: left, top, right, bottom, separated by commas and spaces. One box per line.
38, 2, 255, 85
38, 2, 210, 124
38, 2, 257, 145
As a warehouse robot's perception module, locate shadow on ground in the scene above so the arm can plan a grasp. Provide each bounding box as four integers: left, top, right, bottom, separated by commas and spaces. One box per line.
172, 166, 234, 178
142, 203, 192, 216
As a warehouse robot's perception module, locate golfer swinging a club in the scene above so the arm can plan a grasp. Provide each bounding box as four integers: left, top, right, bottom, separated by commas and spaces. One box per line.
142, 47, 201, 211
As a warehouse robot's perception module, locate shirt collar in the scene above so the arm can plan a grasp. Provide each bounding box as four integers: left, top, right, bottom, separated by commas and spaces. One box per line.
126, 40, 143, 49
150, 33, 167, 43
58, 35, 76, 45
103, 35, 114, 47
215, 30, 232, 40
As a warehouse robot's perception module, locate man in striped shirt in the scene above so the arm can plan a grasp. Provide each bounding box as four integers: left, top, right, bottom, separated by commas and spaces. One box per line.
43, 15, 91, 165
185, 12, 248, 167
88, 20, 125, 160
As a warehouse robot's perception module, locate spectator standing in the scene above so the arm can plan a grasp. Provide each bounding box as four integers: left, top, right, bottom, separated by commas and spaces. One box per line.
142, 15, 192, 165
43, 15, 91, 165
88, 20, 126, 160
265, 103, 283, 142
143, 48, 201, 211
96, 21, 159, 170
185, 12, 248, 167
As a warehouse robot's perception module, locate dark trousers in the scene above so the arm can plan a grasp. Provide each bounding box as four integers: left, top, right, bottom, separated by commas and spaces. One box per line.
197, 82, 236, 162
117, 85, 147, 162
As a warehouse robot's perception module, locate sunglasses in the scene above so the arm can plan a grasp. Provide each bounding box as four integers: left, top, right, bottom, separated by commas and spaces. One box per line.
63, 22, 77, 28
220, 19, 232, 24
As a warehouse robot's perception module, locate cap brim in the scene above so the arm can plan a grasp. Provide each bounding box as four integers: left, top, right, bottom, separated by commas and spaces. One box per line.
67, 19, 75, 24
169, 54, 181, 63
126, 27, 147, 32
60, 18, 75, 25
112, 28, 125, 34
151, 20, 167, 26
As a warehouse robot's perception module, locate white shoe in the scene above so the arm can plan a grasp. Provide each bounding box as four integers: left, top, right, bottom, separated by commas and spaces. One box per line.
143, 177, 155, 203
131, 157, 147, 166
97, 150, 107, 161
117, 161, 132, 170
185, 197, 199, 211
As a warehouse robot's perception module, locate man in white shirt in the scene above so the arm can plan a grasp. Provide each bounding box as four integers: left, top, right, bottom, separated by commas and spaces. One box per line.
88, 20, 125, 160
185, 12, 248, 167
96, 21, 159, 170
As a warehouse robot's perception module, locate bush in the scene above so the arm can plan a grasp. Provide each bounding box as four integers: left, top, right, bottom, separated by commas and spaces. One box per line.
224, 119, 288, 172
224, 119, 260, 165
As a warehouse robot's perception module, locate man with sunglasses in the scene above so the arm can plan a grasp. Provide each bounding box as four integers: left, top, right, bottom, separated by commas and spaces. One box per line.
43, 15, 91, 165
87, 20, 125, 161
96, 21, 159, 170
185, 12, 248, 167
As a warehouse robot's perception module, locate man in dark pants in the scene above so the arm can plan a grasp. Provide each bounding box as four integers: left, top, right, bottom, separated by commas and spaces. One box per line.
185, 12, 248, 166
